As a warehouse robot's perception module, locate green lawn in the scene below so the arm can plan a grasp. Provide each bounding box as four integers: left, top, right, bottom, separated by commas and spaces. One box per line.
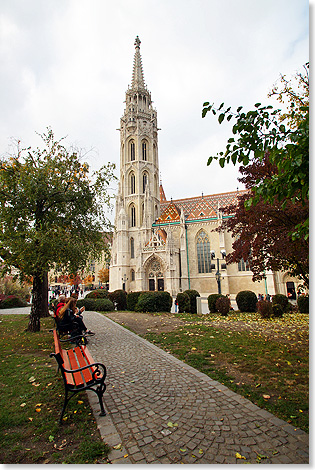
0, 314, 110, 464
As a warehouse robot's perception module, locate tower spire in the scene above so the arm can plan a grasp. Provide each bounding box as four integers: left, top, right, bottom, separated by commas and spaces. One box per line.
131, 36, 146, 90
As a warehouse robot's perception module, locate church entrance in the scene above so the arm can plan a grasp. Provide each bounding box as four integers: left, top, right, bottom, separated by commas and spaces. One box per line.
147, 257, 164, 292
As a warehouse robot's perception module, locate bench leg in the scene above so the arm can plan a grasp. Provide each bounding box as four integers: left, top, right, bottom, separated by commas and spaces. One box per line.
59, 389, 70, 424
95, 383, 106, 417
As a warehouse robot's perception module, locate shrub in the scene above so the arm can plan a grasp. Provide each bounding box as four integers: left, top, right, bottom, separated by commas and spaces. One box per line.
94, 299, 114, 312
135, 292, 157, 313
272, 294, 289, 312
76, 299, 97, 311
183, 289, 200, 314
272, 303, 284, 318
108, 290, 127, 310
208, 293, 224, 313
257, 300, 273, 319
85, 289, 108, 299
297, 295, 309, 313
155, 291, 172, 312
215, 296, 230, 316
176, 292, 190, 313
127, 292, 142, 311
0, 276, 31, 302
0, 295, 28, 309
236, 290, 258, 312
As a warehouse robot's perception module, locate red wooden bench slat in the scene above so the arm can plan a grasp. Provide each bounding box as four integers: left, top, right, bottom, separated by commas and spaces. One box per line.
81, 346, 99, 375
67, 348, 84, 387
74, 347, 94, 384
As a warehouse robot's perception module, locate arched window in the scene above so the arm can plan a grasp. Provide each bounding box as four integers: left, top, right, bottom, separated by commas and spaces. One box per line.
131, 269, 135, 281
142, 141, 147, 160
238, 258, 250, 271
130, 205, 136, 227
143, 172, 148, 193
197, 231, 211, 273
130, 238, 135, 258
130, 172, 135, 194
130, 140, 135, 161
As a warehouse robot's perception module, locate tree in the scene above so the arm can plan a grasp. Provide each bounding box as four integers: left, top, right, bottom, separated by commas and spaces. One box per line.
202, 64, 309, 287
220, 153, 309, 286
98, 267, 109, 284
0, 128, 116, 331
202, 63, 309, 241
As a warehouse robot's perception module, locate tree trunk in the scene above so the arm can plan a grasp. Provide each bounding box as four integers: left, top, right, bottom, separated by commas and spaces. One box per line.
40, 272, 50, 317
27, 273, 45, 332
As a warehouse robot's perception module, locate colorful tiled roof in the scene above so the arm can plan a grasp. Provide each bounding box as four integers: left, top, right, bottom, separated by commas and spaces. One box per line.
157, 189, 247, 223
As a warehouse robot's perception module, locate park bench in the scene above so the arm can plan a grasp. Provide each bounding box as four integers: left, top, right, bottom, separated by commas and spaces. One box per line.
50, 329, 107, 424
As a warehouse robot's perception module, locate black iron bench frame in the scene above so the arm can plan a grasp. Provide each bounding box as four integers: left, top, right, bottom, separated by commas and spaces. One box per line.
50, 330, 107, 424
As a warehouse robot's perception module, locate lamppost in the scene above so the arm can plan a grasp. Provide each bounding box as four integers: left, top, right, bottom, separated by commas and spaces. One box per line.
211, 250, 226, 294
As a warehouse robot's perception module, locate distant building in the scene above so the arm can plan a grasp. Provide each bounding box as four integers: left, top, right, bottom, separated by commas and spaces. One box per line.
109, 37, 298, 300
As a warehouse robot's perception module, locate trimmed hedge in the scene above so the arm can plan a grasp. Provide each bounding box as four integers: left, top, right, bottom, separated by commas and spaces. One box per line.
85, 289, 108, 299
272, 303, 284, 318
257, 300, 273, 319
77, 298, 114, 312
297, 295, 309, 313
215, 296, 230, 316
176, 292, 190, 313
183, 289, 200, 314
127, 292, 142, 311
135, 291, 172, 313
108, 290, 127, 310
208, 293, 224, 313
0, 295, 28, 309
272, 294, 289, 312
236, 290, 258, 313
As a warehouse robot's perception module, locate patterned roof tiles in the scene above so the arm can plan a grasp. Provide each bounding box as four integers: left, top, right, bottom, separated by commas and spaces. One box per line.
158, 190, 247, 223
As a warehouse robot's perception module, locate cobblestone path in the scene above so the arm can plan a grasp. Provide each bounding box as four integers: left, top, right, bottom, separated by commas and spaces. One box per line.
85, 312, 308, 464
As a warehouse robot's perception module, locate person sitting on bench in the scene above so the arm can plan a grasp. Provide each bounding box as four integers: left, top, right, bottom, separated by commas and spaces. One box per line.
57, 297, 94, 336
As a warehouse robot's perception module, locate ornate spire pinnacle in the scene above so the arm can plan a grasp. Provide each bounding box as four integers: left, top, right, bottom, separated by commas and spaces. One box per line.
131, 36, 146, 90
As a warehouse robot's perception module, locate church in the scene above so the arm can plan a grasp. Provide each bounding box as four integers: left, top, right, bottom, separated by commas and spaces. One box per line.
109, 37, 297, 301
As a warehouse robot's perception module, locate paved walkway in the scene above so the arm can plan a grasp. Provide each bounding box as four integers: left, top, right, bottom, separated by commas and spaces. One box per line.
83, 311, 308, 464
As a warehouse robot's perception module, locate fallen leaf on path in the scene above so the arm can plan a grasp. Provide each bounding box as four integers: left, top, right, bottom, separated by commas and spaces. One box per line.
235, 452, 246, 459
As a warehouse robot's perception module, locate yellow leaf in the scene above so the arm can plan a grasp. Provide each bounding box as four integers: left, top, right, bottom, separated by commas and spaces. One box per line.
113, 444, 122, 450
191, 347, 197, 351
124, 454, 128, 458
235, 452, 246, 460
35, 408, 41, 412
77, 400, 83, 404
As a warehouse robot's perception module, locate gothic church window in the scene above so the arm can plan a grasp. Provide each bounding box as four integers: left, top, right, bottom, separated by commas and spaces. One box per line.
131, 269, 135, 281
238, 258, 250, 271
130, 205, 136, 227
130, 140, 135, 161
130, 238, 135, 258
143, 172, 148, 193
130, 173, 135, 194
142, 141, 147, 160
196, 231, 212, 273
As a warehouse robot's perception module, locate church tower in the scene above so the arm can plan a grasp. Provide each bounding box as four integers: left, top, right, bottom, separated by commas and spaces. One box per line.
110, 37, 160, 292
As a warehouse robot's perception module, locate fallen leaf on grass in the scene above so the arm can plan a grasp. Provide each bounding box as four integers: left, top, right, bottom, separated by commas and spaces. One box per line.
263, 394, 271, 399
20, 403, 26, 407
28, 376, 36, 382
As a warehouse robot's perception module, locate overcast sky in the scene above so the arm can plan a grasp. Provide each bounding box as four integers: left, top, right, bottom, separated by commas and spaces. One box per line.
0, 0, 309, 216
